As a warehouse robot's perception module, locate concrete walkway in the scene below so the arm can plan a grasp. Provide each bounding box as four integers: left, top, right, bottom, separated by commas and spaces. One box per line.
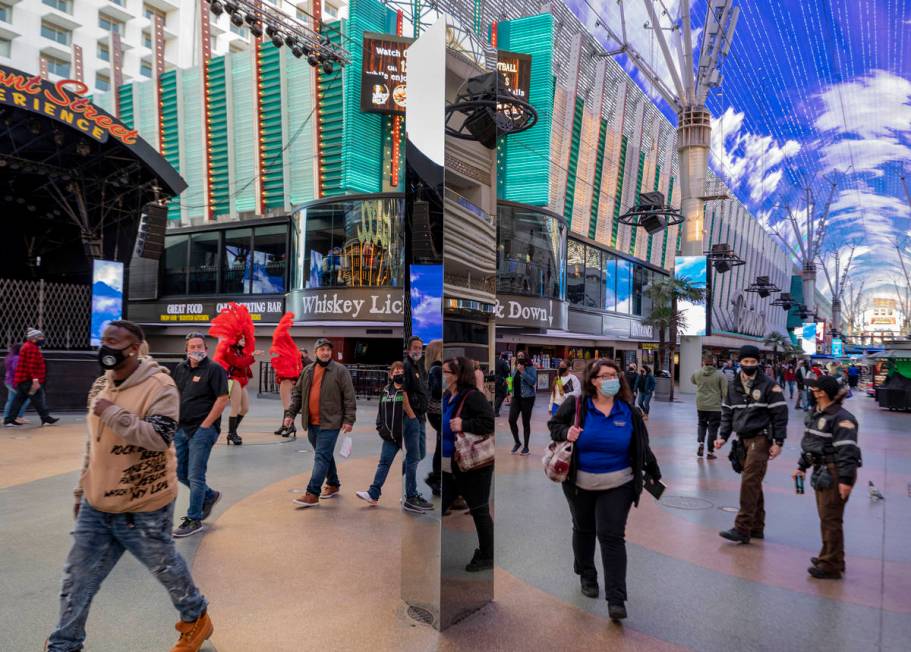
1, 391, 908, 651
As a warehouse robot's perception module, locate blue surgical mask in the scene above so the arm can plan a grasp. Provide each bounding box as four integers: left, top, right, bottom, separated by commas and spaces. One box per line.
599, 378, 620, 397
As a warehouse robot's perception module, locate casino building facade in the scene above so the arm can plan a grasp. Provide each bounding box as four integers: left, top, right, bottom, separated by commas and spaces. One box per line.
103, 0, 795, 378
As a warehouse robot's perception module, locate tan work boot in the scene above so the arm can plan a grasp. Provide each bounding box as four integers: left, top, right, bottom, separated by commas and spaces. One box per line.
171, 611, 213, 652
320, 484, 340, 499
292, 492, 320, 508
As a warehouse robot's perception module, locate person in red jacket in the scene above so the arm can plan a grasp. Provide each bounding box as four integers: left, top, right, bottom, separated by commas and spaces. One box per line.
210, 304, 261, 445
4, 329, 59, 427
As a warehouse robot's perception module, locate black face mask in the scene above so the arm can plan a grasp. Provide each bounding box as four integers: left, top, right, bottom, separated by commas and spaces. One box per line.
37, 340, 46, 348
98, 344, 132, 370
392, 374, 405, 385
559, 366, 567, 374
740, 365, 759, 377
317, 357, 331, 367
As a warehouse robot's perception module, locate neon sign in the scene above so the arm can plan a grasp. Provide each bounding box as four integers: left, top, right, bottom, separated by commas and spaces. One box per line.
0, 67, 138, 145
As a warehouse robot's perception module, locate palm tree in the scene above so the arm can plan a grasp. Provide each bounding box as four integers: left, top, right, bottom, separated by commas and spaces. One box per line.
644, 276, 706, 401
763, 332, 791, 362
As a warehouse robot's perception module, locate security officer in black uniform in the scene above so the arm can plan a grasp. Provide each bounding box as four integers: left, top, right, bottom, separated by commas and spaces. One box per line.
714, 345, 789, 543
793, 375, 861, 579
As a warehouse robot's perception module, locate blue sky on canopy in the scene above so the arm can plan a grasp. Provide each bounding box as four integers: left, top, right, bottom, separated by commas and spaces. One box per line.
567, 0, 911, 300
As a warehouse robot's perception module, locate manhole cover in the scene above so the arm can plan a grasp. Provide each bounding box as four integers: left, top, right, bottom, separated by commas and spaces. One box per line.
660, 496, 713, 510
406, 606, 434, 625
719, 506, 739, 513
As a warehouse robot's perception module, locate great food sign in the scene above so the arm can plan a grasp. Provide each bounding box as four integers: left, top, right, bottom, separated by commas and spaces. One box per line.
360, 33, 413, 115
0, 66, 139, 145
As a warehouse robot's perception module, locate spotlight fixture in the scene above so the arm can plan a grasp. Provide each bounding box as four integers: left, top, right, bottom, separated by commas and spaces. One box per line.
265, 23, 279, 37
617, 190, 684, 235
744, 275, 781, 299
249, 21, 263, 37
53, 128, 65, 145
224, 1, 238, 13
307, 52, 319, 66
272, 33, 284, 48
28, 119, 41, 135
230, 12, 244, 27
771, 292, 793, 311
291, 44, 305, 58
322, 59, 334, 74
284, 34, 297, 47
210, 0, 224, 16
76, 140, 91, 157
704, 243, 745, 273
244, 12, 257, 25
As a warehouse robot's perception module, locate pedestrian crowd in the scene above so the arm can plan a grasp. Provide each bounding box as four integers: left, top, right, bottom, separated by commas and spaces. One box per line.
0, 312, 867, 649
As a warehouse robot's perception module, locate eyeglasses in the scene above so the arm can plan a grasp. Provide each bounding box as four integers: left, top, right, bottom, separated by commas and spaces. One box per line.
594, 373, 617, 380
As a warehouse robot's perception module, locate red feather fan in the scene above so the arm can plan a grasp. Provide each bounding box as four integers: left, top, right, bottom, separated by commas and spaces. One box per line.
270, 312, 302, 380
209, 302, 255, 371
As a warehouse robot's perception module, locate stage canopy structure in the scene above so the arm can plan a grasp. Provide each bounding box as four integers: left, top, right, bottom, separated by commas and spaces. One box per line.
0, 65, 186, 284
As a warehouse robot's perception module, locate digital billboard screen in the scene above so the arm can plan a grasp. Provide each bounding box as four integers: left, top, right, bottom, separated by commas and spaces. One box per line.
91, 260, 124, 347
674, 256, 707, 336
360, 33, 413, 115
496, 50, 531, 102
801, 322, 817, 355
409, 264, 443, 344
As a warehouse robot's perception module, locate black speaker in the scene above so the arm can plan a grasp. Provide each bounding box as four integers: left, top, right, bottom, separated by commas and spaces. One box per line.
134, 203, 167, 260
411, 199, 439, 261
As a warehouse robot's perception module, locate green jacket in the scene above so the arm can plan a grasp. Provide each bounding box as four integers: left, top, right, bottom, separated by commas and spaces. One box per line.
286, 360, 356, 430
691, 366, 727, 411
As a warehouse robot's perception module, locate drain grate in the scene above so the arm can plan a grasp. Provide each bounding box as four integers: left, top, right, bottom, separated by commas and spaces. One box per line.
660, 496, 714, 510
406, 606, 434, 625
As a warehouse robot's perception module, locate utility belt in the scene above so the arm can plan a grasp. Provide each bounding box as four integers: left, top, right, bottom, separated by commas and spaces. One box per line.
738, 429, 769, 440
802, 451, 837, 490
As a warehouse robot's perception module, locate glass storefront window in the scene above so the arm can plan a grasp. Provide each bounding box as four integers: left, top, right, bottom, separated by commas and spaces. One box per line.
252, 225, 287, 294
566, 240, 585, 306
584, 246, 602, 308
162, 235, 188, 295
497, 204, 565, 300
291, 197, 404, 290
603, 254, 617, 311
223, 228, 252, 295
633, 264, 648, 316
616, 259, 632, 314
187, 232, 219, 295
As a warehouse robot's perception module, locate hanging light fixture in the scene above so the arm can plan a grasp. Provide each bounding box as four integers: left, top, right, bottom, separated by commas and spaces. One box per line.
210, 0, 224, 16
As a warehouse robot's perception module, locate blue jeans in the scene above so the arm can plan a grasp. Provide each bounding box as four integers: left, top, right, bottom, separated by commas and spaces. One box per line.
174, 426, 219, 521
402, 418, 421, 498
637, 391, 653, 415
307, 426, 341, 495
3, 382, 29, 419
418, 417, 427, 461
368, 439, 403, 500
47, 500, 207, 651
5, 381, 50, 422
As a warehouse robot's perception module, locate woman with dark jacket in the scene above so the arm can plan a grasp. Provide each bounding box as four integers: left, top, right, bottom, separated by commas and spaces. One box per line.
442, 356, 495, 572
548, 358, 661, 622
425, 339, 444, 496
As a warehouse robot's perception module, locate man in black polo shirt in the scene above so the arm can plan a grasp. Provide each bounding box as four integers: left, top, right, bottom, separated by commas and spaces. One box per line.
172, 333, 230, 538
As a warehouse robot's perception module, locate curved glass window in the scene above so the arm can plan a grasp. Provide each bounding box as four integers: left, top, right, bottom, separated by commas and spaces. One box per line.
497, 204, 565, 301
291, 197, 404, 290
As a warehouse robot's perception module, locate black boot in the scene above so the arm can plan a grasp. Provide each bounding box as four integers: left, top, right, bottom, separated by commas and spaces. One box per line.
227, 416, 242, 446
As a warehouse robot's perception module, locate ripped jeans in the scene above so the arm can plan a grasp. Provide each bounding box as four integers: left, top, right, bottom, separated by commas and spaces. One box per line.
46, 500, 207, 651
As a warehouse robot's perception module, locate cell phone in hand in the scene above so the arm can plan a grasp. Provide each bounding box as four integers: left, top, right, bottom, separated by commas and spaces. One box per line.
644, 476, 666, 501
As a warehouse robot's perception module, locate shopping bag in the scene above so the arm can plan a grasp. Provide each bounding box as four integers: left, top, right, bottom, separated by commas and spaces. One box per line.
339, 435, 353, 459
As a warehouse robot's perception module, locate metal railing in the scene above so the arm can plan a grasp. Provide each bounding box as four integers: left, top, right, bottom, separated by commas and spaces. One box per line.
258, 361, 389, 400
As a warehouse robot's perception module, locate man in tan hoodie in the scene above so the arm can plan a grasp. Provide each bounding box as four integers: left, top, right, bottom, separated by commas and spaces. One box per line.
46, 321, 212, 652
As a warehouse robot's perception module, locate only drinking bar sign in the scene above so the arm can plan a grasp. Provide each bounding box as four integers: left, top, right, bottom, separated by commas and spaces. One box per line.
360, 33, 413, 115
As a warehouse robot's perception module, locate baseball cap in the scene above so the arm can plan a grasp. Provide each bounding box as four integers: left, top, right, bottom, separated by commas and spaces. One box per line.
806, 375, 841, 399
314, 337, 334, 349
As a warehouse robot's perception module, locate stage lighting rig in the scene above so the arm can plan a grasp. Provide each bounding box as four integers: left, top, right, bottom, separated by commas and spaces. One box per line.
618, 191, 684, 235
204, 0, 350, 70
704, 242, 745, 273
744, 275, 781, 299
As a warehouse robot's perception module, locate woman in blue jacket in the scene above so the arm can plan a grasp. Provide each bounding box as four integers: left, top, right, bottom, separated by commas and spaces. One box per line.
548, 358, 661, 622
442, 356, 495, 572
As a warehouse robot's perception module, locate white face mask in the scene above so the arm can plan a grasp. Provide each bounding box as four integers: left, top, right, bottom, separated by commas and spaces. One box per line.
188, 351, 207, 362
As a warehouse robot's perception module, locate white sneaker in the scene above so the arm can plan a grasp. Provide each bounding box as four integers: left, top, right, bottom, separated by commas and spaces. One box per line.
356, 491, 378, 506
